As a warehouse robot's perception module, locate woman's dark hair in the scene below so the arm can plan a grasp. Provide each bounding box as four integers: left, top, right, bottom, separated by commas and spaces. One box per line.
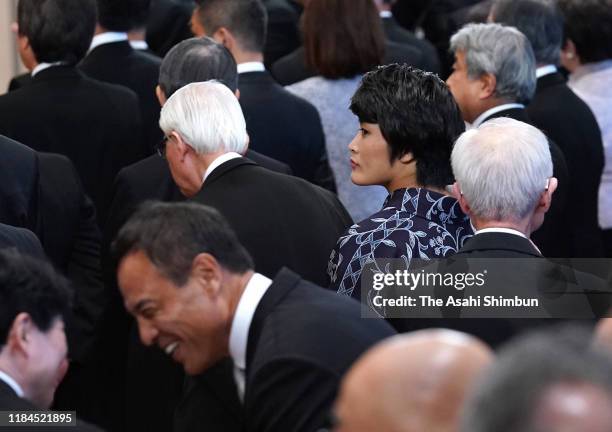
558, 0, 612, 63
350, 64, 465, 188
302, 0, 385, 79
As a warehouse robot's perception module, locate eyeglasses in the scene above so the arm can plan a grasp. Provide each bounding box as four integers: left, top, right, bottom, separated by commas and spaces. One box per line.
156, 135, 170, 158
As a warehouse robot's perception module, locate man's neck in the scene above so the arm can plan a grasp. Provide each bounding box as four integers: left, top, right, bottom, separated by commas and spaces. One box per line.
0, 360, 25, 398
233, 50, 264, 66
471, 218, 530, 237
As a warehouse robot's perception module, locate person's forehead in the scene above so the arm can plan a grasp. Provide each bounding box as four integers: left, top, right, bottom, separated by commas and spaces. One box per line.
118, 251, 168, 309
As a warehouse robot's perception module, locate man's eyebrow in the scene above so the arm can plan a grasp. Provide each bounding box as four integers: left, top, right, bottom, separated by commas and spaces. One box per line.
131, 299, 154, 314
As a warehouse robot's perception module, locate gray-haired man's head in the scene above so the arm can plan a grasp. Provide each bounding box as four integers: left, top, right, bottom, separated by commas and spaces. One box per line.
157, 36, 238, 101
446, 23, 536, 123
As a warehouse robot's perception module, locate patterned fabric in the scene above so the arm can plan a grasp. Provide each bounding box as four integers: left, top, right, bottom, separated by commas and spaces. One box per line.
328, 187, 474, 298
569, 60, 612, 229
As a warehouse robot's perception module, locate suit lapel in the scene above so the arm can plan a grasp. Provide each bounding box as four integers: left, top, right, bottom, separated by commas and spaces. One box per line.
245, 268, 302, 372
482, 107, 531, 124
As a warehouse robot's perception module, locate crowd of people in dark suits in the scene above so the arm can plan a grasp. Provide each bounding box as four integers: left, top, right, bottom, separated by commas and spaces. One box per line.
1, 0, 612, 431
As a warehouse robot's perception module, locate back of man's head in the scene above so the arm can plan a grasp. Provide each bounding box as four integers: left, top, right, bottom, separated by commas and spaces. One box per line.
96, 0, 152, 32
194, 0, 267, 54
159, 81, 249, 156
350, 64, 465, 189
451, 117, 552, 223
17, 0, 97, 65
159, 37, 238, 99
462, 326, 612, 432
335, 330, 493, 432
492, 0, 564, 66
450, 22, 536, 104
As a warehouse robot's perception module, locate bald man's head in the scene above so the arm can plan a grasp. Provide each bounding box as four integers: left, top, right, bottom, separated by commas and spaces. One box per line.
334, 329, 493, 432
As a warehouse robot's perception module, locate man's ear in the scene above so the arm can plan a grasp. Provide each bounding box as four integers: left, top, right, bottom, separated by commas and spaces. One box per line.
536, 177, 558, 214
213, 27, 235, 51
453, 182, 472, 215
172, 132, 191, 161
190, 253, 223, 299
478, 73, 497, 100
7, 313, 35, 356
156, 85, 167, 107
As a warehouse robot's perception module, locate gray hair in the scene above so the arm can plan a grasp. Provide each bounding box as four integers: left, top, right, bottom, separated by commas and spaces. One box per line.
451, 117, 552, 222
492, 0, 564, 65
450, 23, 536, 104
158, 36, 238, 99
159, 81, 249, 155
461, 326, 612, 432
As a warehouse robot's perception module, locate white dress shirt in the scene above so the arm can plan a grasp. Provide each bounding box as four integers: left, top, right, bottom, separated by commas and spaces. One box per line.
202, 152, 243, 184
536, 65, 557, 79
471, 103, 526, 128
31, 62, 65, 77
129, 40, 149, 51
228, 273, 272, 402
237, 62, 266, 74
475, 227, 542, 254
379, 10, 393, 18
89, 32, 128, 52
0, 369, 24, 397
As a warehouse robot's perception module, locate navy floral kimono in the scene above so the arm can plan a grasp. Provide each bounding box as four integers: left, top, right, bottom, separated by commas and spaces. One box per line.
328, 187, 474, 298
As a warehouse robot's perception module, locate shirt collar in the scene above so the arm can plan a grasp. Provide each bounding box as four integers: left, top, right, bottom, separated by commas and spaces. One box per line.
237, 62, 266, 74
129, 40, 149, 51
0, 370, 24, 397
471, 103, 526, 128
89, 32, 128, 52
229, 273, 272, 370
475, 227, 527, 238
31, 62, 64, 77
203, 152, 243, 183
379, 10, 393, 18
536, 65, 557, 79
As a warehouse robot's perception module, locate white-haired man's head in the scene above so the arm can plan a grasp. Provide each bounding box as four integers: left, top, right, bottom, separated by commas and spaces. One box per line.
451, 118, 557, 235
158, 81, 249, 197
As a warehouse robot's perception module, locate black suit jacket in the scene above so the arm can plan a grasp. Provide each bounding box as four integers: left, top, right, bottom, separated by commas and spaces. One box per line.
481, 107, 571, 258
0, 66, 146, 226
271, 41, 426, 86
527, 72, 605, 257
0, 223, 44, 258
80, 41, 162, 148
176, 268, 395, 432
382, 16, 441, 74
239, 70, 335, 191
262, 0, 303, 68
7, 72, 32, 92
193, 157, 352, 284
0, 381, 103, 431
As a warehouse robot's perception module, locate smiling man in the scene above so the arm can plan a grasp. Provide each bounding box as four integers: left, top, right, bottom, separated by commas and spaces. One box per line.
114, 201, 394, 431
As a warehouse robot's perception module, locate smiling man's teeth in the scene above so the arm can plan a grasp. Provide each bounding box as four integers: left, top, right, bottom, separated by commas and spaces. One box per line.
165, 342, 179, 355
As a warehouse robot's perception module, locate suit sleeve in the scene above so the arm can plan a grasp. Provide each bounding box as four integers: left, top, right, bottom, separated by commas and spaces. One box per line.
246, 358, 339, 432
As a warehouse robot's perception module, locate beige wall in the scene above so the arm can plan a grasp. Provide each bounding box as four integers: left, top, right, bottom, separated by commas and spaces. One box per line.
0, 0, 23, 95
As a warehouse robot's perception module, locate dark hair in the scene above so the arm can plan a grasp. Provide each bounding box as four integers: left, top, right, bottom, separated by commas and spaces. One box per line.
96, 0, 152, 32
17, 0, 97, 65
0, 250, 72, 346
195, 0, 267, 53
302, 0, 385, 79
462, 325, 612, 432
492, 0, 563, 65
557, 0, 612, 63
350, 64, 465, 188
159, 37, 238, 98
112, 201, 254, 286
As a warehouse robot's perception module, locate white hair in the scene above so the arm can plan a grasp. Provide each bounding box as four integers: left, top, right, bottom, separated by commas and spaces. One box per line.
450, 23, 536, 104
159, 81, 248, 154
451, 118, 552, 222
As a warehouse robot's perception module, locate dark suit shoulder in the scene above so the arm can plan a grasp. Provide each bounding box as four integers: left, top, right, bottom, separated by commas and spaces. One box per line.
0, 223, 44, 258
